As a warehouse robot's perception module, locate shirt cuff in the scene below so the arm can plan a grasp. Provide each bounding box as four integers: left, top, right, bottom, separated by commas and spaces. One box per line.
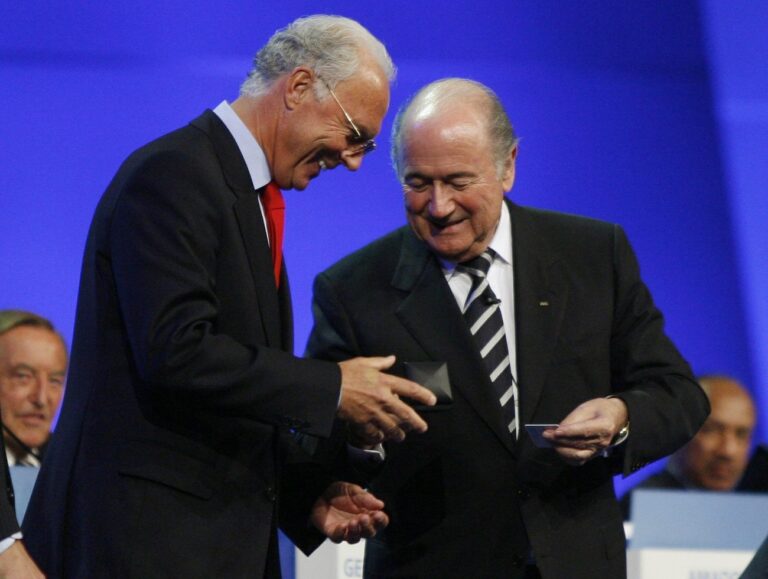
347, 443, 386, 465
0, 532, 23, 555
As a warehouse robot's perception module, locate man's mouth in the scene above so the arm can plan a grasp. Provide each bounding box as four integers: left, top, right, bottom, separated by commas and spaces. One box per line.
429, 218, 465, 231
19, 413, 47, 426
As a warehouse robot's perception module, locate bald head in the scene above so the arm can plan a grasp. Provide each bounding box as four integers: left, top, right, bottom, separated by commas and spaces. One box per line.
671, 375, 756, 491
391, 78, 518, 181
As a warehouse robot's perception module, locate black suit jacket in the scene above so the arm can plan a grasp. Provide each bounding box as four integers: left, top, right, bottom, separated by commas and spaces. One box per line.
306, 200, 710, 579
0, 424, 19, 540
22, 110, 341, 578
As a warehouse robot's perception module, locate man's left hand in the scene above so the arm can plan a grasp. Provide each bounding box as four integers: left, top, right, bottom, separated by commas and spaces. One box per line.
310, 482, 389, 544
542, 397, 628, 466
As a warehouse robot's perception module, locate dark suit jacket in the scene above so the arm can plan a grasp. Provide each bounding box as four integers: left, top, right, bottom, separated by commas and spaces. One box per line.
22, 110, 342, 578
0, 424, 20, 540
306, 200, 710, 579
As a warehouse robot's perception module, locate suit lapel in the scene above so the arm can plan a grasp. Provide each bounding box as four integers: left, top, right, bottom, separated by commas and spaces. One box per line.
509, 201, 568, 426
392, 230, 518, 456
190, 111, 282, 348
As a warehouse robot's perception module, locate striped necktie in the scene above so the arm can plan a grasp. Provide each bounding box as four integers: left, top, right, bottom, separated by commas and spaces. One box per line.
457, 249, 519, 438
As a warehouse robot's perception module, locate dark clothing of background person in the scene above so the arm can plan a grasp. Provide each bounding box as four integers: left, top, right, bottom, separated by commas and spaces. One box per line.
0, 421, 19, 541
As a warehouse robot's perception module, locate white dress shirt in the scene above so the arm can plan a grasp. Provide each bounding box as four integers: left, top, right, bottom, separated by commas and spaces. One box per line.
212, 101, 271, 243
441, 202, 519, 424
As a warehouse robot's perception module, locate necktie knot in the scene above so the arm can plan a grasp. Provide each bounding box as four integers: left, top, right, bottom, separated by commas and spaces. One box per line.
457, 248, 496, 280
262, 181, 285, 212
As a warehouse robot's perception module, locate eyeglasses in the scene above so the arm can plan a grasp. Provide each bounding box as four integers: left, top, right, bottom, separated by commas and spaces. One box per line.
322, 79, 376, 156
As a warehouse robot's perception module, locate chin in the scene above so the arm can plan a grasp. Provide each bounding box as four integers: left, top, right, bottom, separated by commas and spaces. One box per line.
432, 244, 474, 262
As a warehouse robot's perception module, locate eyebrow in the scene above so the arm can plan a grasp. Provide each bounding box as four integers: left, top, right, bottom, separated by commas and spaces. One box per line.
350, 125, 374, 142
10, 363, 66, 376
10, 363, 36, 372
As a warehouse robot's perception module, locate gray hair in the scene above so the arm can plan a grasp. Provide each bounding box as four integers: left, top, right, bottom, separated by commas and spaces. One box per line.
391, 78, 519, 180
0, 310, 54, 336
240, 15, 395, 99
0, 309, 67, 356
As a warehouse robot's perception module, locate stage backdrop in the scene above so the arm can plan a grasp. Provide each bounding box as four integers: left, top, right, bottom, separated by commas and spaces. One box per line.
2, 1, 766, 575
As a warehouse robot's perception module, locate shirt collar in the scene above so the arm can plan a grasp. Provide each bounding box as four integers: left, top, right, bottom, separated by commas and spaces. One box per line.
212, 100, 271, 191
440, 200, 513, 274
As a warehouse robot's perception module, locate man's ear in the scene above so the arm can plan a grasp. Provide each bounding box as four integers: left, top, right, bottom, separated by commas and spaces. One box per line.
501, 145, 518, 191
284, 66, 315, 110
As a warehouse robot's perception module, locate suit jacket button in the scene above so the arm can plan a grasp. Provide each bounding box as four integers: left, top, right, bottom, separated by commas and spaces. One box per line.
265, 486, 276, 502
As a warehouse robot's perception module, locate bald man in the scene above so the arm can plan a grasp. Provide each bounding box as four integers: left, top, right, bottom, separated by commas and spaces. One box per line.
306, 78, 709, 579
621, 375, 756, 518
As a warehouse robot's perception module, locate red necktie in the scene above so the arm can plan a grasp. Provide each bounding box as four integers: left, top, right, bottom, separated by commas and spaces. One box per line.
262, 181, 285, 288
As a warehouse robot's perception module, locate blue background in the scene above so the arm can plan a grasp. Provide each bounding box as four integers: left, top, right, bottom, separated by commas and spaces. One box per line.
2, 1, 766, 573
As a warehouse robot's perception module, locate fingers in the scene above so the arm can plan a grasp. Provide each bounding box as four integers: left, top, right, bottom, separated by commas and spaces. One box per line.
381, 394, 429, 435
388, 375, 437, 407
338, 355, 435, 443
554, 446, 598, 466
348, 422, 385, 447
349, 355, 397, 371
349, 486, 385, 511
327, 512, 390, 544
550, 423, 610, 444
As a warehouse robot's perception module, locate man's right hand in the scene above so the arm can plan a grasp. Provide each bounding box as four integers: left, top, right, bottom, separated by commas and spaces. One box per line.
338, 355, 436, 445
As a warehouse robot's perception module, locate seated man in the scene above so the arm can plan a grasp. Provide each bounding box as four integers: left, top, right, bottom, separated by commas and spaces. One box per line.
0, 310, 67, 467
620, 374, 756, 519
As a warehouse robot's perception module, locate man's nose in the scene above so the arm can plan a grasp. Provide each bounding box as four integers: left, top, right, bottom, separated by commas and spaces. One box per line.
340, 150, 364, 172
29, 377, 49, 408
717, 433, 742, 459
429, 184, 454, 218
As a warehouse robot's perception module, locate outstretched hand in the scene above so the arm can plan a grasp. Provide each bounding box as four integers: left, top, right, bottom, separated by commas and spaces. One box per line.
338, 355, 436, 445
310, 481, 390, 544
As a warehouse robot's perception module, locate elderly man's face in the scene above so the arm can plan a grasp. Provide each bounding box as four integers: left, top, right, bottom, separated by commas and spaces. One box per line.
0, 326, 66, 450
400, 107, 515, 263
678, 383, 755, 491
273, 62, 389, 191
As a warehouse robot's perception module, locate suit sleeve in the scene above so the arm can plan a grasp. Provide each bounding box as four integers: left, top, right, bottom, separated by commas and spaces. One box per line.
302, 273, 385, 484
607, 225, 710, 476
277, 433, 335, 555
109, 149, 340, 436
306, 272, 363, 364
0, 432, 20, 539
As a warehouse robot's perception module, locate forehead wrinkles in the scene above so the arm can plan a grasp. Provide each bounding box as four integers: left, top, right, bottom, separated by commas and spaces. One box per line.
403, 121, 489, 171
0, 329, 66, 368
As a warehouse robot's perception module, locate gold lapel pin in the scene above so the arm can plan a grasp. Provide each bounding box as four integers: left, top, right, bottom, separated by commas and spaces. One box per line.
539, 301, 549, 307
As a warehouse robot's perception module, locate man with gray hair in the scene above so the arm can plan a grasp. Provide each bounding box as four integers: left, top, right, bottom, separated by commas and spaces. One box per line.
0, 310, 67, 468
0, 310, 62, 579
306, 78, 710, 578
22, 15, 436, 578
